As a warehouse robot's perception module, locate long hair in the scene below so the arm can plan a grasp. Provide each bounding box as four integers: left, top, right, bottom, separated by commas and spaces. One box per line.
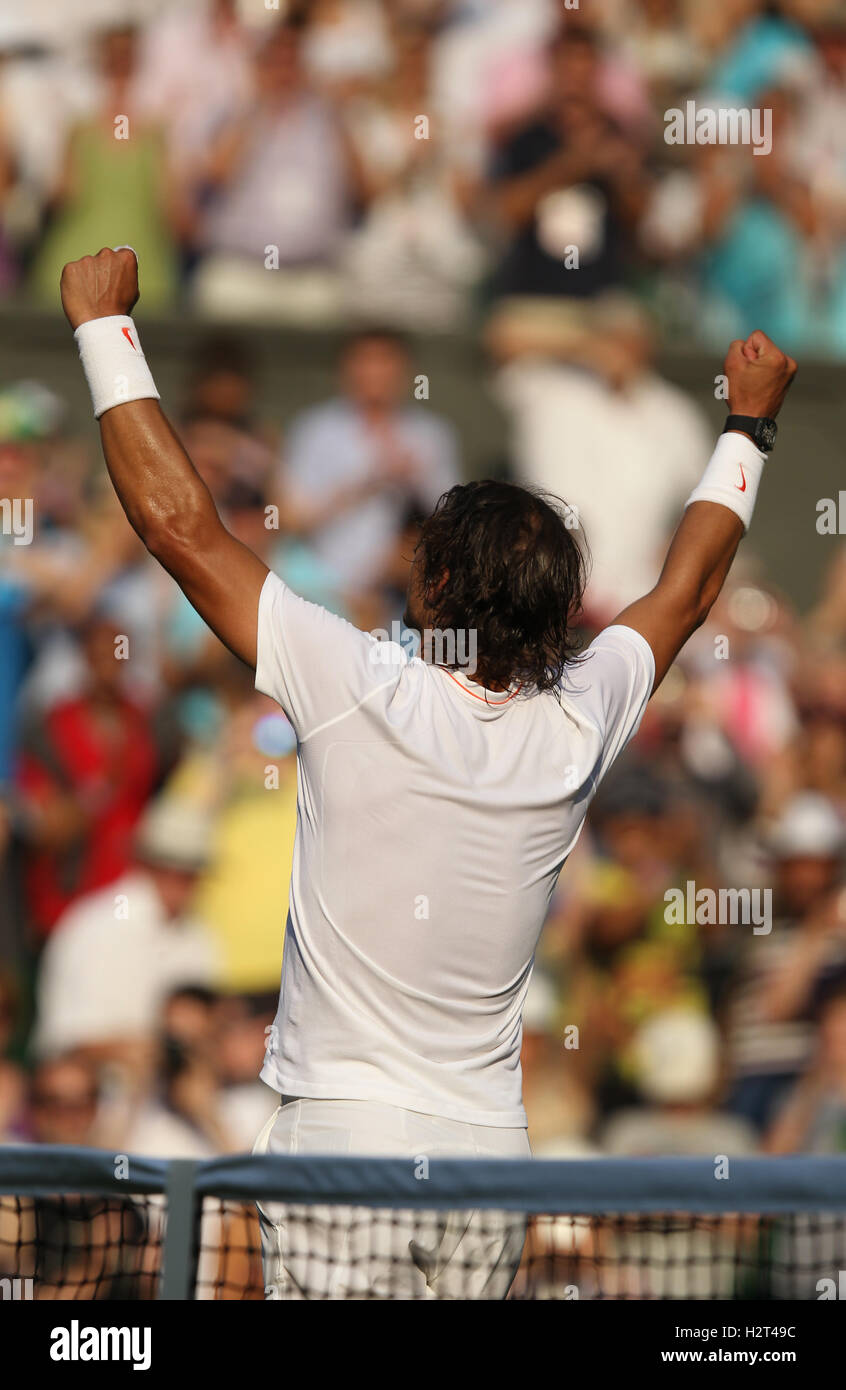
415, 480, 589, 693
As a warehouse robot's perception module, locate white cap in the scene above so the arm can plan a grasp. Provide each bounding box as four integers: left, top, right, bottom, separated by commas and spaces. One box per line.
633, 1009, 719, 1104
769, 793, 845, 860
135, 798, 214, 871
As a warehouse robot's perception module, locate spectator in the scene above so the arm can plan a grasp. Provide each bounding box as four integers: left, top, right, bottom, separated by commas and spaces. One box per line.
163, 662, 300, 993
26, 1055, 102, 1147
493, 295, 709, 619
0, 99, 18, 291
724, 793, 846, 1131
680, 578, 799, 787
600, 1008, 757, 1154
192, 17, 365, 324
0, 966, 25, 1142
520, 969, 594, 1153
617, 0, 708, 99
181, 334, 277, 478
15, 613, 159, 940
135, 0, 255, 181
124, 987, 229, 1158
762, 983, 846, 1299
485, 26, 648, 306
808, 545, 846, 650
303, 0, 393, 91
426, 0, 553, 154
544, 768, 717, 1122
122, 987, 264, 1298
124, 986, 275, 1156
794, 21, 846, 352
32, 796, 220, 1068
342, 22, 487, 329
706, 0, 815, 104
215, 994, 279, 1150
696, 87, 818, 353
276, 327, 459, 595
0, 387, 55, 788
766, 978, 846, 1152
29, 24, 180, 312
756, 646, 846, 820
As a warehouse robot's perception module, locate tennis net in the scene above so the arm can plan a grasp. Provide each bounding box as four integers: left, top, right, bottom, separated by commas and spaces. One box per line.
1, 1148, 845, 1301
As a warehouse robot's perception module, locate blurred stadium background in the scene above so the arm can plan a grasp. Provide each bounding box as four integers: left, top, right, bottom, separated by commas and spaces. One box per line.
0, 0, 846, 1294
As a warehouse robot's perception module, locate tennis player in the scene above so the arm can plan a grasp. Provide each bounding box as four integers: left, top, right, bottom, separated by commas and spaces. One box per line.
61, 248, 796, 1298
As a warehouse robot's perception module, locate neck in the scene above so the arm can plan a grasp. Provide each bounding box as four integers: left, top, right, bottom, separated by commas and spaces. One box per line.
469, 669, 507, 692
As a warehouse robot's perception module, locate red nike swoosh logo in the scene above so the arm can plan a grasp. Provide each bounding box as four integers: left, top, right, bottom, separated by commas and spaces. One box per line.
736, 464, 747, 492
121, 326, 137, 350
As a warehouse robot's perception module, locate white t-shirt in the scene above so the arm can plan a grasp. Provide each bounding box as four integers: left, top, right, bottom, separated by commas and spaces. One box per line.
256, 572, 654, 1126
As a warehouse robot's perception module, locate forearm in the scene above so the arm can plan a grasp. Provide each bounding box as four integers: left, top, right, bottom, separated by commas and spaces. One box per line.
612, 322, 797, 688
62, 249, 269, 668
98, 398, 219, 555
615, 441, 752, 685
651, 423, 770, 619
94, 392, 268, 670
648, 497, 744, 625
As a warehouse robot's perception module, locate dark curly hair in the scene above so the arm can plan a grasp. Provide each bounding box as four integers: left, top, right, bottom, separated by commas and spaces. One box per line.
414, 480, 589, 694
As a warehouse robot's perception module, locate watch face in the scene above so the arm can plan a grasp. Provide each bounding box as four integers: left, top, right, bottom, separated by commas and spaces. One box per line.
757, 419, 777, 450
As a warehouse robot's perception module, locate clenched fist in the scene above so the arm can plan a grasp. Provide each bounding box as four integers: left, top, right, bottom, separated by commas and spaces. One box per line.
60, 246, 140, 331
724, 330, 797, 419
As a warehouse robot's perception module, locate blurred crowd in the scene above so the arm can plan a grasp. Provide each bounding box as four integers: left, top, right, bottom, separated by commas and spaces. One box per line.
2, 0, 846, 350
0, 0, 844, 1195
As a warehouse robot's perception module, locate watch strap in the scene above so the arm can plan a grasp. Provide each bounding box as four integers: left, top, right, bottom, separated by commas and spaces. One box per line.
723, 415, 777, 451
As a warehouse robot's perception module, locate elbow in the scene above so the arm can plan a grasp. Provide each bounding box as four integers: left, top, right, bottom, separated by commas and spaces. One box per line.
692, 573, 726, 629
663, 588, 713, 639
688, 597, 713, 633
143, 497, 215, 568
676, 572, 723, 634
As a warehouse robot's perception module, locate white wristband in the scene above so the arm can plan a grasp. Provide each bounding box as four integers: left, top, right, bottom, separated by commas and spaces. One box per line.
684, 431, 767, 532
74, 315, 160, 419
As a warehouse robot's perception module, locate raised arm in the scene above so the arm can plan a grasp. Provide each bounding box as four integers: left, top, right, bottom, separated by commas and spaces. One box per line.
61, 248, 267, 669
613, 331, 797, 690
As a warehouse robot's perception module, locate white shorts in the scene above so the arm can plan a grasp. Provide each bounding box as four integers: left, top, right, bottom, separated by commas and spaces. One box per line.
252, 1097, 531, 1300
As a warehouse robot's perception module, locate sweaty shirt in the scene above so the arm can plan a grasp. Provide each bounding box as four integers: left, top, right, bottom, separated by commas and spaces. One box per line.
256, 571, 654, 1126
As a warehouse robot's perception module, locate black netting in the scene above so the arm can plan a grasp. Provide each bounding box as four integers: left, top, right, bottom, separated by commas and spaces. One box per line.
3, 1187, 844, 1300
0, 1193, 162, 1300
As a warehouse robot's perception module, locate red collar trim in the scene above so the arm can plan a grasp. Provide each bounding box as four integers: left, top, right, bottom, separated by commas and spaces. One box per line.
438, 668, 522, 704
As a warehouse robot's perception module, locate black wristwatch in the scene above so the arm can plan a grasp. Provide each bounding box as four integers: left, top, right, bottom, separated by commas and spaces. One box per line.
722, 415, 778, 452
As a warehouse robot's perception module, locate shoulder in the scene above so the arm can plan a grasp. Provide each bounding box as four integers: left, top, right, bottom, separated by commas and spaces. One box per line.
564, 625, 655, 692
255, 571, 405, 737
555, 627, 655, 766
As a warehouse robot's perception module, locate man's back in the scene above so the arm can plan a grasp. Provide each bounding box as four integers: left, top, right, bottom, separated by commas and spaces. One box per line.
256, 572, 654, 1125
